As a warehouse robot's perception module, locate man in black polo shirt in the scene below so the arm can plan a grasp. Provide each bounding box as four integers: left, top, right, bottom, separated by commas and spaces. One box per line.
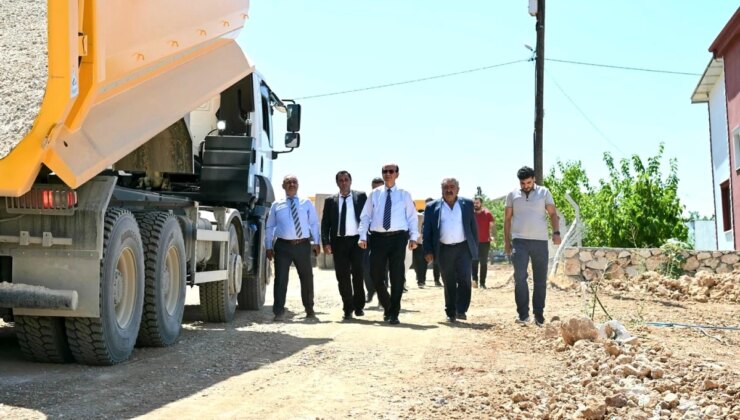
358, 163, 419, 325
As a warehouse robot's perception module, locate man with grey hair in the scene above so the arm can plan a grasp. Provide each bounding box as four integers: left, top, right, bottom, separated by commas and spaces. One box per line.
504, 166, 560, 326
423, 178, 478, 322
359, 163, 418, 325
266, 175, 321, 321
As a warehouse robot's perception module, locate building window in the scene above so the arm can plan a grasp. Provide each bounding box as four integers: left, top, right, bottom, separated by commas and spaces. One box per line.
720, 180, 732, 232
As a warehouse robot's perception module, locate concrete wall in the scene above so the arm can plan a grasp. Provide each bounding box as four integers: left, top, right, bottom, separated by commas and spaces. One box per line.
561, 247, 740, 280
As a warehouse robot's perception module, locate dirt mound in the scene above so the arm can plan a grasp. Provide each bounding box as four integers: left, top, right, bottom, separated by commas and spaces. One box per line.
603, 270, 739, 304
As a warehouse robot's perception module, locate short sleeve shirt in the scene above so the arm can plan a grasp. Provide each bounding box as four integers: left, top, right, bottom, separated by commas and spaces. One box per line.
505, 185, 555, 241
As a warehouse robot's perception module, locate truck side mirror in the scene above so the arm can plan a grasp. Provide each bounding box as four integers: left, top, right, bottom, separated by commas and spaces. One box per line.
285, 132, 300, 149
286, 104, 301, 132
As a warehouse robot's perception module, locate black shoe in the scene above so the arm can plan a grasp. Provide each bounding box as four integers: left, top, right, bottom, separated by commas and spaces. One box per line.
434, 281, 442, 287
383, 313, 390, 322
456, 313, 467, 320
354, 309, 365, 317
534, 314, 545, 326
343, 312, 353, 321
273, 312, 286, 322
480, 284, 487, 289
305, 310, 316, 319
365, 291, 374, 303
446, 316, 456, 323
417, 282, 425, 289
389, 316, 400, 325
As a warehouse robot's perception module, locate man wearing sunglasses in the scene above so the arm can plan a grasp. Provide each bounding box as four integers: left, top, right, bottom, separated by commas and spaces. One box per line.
358, 163, 419, 325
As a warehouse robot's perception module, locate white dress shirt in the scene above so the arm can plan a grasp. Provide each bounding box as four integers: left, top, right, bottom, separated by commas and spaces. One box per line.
440, 200, 465, 244
337, 193, 359, 236
358, 185, 419, 241
265, 195, 320, 249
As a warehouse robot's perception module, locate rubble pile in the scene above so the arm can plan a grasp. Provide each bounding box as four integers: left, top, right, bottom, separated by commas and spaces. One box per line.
490, 318, 739, 419
603, 270, 739, 304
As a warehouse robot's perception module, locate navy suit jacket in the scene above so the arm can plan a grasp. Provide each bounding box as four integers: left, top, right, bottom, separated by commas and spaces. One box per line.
321, 190, 367, 245
422, 197, 479, 260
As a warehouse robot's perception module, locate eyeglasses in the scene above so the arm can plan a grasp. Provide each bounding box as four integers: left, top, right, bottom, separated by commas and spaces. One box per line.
382, 169, 396, 174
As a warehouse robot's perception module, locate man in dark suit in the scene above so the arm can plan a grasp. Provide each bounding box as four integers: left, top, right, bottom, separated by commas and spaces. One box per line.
423, 178, 478, 323
321, 170, 368, 320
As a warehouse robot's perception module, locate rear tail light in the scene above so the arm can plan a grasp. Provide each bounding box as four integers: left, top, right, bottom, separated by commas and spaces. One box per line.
5, 187, 78, 215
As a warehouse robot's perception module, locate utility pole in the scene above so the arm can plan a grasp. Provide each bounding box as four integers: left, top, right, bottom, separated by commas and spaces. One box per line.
533, 0, 545, 182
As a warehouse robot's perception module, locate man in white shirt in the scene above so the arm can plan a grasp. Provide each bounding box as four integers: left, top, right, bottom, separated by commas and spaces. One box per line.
504, 166, 561, 327
358, 163, 418, 325
423, 178, 478, 322
265, 175, 321, 321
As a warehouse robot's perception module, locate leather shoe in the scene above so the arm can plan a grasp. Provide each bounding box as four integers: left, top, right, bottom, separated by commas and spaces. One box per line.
305, 310, 316, 319
456, 313, 467, 320
434, 280, 442, 287
383, 313, 390, 322
389, 316, 400, 325
273, 312, 285, 322
446, 315, 456, 323
342, 312, 352, 321
354, 309, 365, 317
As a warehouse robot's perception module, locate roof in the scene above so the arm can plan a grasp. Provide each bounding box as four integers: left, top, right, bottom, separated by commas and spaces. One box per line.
709, 7, 740, 58
691, 58, 724, 104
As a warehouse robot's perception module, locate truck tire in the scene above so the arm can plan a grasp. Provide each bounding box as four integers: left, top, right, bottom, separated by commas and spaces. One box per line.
238, 254, 268, 310
135, 212, 186, 347
14, 316, 72, 363
199, 224, 239, 322
65, 209, 145, 365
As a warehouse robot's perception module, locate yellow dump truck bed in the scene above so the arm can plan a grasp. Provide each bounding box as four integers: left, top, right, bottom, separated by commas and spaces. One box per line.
0, 0, 253, 197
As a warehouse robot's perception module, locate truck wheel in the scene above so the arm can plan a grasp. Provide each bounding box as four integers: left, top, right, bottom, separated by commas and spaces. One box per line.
199, 224, 239, 322
65, 209, 145, 365
15, 316, 72, 363
238, 253, 268, 310
135, 212, 186, 347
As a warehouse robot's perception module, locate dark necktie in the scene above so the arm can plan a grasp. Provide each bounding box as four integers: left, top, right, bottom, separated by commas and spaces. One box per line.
383, 189, 392, 230
289, 197, 303, 238
339, 195, 348, 236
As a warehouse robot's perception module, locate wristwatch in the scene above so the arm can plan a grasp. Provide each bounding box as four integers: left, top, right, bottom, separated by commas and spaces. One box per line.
553, 231, 560, 236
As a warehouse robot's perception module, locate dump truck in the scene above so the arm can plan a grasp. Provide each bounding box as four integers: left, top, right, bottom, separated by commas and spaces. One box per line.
0, 0, 301, 365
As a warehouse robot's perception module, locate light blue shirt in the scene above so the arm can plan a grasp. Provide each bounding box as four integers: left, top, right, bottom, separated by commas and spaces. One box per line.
358, 185, 419, 241
265, 195, 320, 249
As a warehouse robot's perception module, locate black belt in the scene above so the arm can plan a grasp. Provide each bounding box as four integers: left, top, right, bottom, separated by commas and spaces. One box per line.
336, 235, 360, 239
371, 230, 407, 237
278, 238, 310, 245
441, 241, 466, 247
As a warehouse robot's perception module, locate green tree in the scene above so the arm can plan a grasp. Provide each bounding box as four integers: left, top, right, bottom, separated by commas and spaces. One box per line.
544, 143, 688, 247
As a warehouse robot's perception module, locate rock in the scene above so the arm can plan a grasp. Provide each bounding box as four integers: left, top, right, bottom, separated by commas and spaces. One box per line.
696, 252, 711, 261
579, 252, 594, 262
625, 266, 639, 278
544, 324, 560, 339
606, 265, 625, 280
618, 251, 631, 259
582, 269, 600, 281
605, 393, 629, 408
599, 320, 632, 341
682, 257, 700, 271
604, 341, 621, 357
586, 258, 608, 270
644, 257, 664, 272
637, 249, 652, 258
716, 263, 732, 274
615, 355, 633, 365
575, 398, 606, 419
564, 248, 578, 258
564, 258, 582, 275
561, 317, 600, 346
650, 367, 664, 379
511, 392, 528, 403
720, 253, 740, 265
702, 379, 720, 390
661, 393, 679, 409
594, 250, 606, 258
696, 272, 717, 288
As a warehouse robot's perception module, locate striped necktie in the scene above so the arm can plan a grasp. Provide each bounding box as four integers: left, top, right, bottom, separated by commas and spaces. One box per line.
289, 197, 303, 238
383, 189, 392, 230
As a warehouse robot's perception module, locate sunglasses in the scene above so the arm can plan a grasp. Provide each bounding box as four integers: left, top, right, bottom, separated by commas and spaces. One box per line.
382, 169, 396, 174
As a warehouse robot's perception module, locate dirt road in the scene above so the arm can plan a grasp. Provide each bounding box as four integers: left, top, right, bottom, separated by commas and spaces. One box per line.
1, 265, 738, 419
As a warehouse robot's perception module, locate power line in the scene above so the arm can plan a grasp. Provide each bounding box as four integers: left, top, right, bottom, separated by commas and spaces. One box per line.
546, 58, 702, 76
294, 59, 528, 100
544, 70, 625, 155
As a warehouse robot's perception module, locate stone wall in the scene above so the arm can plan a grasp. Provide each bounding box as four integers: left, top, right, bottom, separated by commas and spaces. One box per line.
561, 247, 740, 280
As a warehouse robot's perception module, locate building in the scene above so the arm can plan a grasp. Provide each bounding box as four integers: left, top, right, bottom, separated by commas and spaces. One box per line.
692, 8, 740, 250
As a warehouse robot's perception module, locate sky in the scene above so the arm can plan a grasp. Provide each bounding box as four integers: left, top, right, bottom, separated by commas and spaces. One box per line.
237, 1, 738, 217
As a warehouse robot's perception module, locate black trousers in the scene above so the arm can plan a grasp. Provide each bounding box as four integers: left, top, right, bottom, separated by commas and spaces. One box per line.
439, 242, 473, 317
472, 242, 491, 284
273, 239, 314, 315
369, 231, 407, 317
331, 235, 365, 313
413, 245, 427, 282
